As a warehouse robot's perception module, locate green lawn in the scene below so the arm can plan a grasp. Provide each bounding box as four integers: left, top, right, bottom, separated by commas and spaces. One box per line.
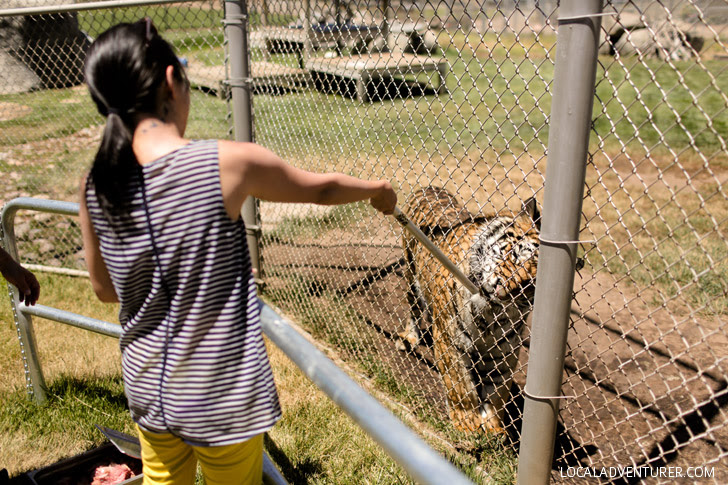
0, 274, 424, 484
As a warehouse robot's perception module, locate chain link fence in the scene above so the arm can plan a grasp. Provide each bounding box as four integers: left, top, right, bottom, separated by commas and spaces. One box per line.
250, 0, 727, 481
1, 0, 726, 483
0, 0, 228, 275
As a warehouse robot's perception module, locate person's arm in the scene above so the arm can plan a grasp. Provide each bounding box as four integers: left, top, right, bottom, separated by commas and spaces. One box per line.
79, 179, 119, 303
0, 248, 40, 305
218, 140, 397, 220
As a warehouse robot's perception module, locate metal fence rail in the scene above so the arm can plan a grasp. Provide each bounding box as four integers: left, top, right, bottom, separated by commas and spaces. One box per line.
2, 197, 472, 485
1, 0, 727, 483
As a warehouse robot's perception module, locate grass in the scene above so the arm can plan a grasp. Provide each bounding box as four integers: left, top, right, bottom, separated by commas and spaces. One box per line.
252, 36, 728, 162
0, 271, 456, 483
594, 57, 728, 154
0, 273, 125, 475
0, 87, 228, 205
260, 269, 516, 484
0, 87, 100, 147
78, 6, 223, 39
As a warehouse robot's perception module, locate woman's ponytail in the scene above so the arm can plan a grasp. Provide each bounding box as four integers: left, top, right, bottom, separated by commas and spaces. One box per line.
84, 19, 185, 215
89, 111, 137, 212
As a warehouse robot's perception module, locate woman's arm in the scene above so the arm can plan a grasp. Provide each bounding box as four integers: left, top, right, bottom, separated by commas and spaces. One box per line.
79, 179, 119, 303
218, 141, 397, 220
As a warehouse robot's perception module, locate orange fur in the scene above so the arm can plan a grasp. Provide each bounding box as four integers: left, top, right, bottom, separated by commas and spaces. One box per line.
400, 186, 540, 433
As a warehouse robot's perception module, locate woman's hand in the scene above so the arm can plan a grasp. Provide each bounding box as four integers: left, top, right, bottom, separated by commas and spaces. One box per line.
0, 252, 40, 306
370, 181, 397, 215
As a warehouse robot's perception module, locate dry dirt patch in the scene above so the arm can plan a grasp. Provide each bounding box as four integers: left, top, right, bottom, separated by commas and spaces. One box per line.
260, 197, 727, 478
0, 102, 32, 122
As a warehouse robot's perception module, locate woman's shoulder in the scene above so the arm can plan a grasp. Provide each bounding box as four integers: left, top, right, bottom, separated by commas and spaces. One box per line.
217, 139, 258, 157
217, 140, 269, 173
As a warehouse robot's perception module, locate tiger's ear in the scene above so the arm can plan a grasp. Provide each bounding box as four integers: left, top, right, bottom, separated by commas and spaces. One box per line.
522, 197, 541, 230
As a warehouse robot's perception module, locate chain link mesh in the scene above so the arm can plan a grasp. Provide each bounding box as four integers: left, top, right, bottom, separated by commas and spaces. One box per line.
0, 0, 228, 274
1, 0, 726, 482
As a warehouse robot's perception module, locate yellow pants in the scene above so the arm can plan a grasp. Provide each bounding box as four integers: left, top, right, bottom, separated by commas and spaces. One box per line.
136, 426, 263, 485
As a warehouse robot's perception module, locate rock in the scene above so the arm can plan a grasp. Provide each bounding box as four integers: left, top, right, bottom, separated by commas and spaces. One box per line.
366, 21, 441, 55
599, 5, 703, 60
37, 239, 54, 253
612, 26, 703, 61
614, 28, 658, 57
0, 50, 41, 94
0, 0, 91, 93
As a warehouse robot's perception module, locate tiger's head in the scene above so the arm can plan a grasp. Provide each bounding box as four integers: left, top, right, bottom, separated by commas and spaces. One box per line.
468, 198, 540, 305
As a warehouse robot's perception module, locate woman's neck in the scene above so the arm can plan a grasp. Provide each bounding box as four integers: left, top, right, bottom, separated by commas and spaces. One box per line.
132, 116, 188, 165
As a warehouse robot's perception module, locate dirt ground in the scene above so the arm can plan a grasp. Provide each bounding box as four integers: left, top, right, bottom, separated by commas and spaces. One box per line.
260, 207, 727, 483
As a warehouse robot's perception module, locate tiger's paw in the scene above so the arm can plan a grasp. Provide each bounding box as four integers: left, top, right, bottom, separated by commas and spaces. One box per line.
396, 330, 419, 351
450, 408, 507, 435
480, 404, 507, 435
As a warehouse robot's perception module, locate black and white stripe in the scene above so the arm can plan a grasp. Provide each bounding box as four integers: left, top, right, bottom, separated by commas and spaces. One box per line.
86, 140, 281, 446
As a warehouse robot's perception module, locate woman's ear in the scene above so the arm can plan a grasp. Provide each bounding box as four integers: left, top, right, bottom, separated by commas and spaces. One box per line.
165, 65, 177, 98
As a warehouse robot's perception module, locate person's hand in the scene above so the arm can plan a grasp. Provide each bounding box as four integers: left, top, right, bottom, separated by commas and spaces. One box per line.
2, 259, 40, 306
370, 181, 397, 215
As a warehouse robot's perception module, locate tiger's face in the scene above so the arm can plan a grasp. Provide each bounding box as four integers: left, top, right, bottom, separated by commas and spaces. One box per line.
468, 199, 540, 304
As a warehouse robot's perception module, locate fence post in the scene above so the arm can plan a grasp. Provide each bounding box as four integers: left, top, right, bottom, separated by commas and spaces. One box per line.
2, 199, 79, 404
225, 0, 263, 282
2, 204, 48, 404
516, 1, 603, 484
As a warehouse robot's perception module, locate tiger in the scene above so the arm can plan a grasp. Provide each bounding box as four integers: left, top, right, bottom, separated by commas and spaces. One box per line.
399, 186, 540, 434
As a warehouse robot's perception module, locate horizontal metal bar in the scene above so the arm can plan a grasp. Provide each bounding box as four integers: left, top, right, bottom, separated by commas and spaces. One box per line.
24, 264, 90, 278
2, 197, 468, 483
259, 303, 473, 485
221, 13, 247, 25
19, 298, 468, 483
1, 197, 79, 218
225, 78, 255, 88
22, 304, 122, 338
0, 0, 192, 17
557, 12, 617, 22
263, 454, 288, 485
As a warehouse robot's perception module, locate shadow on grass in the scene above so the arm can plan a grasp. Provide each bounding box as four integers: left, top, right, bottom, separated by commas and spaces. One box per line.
264, 434, 323, 485
1, 374, 129, 444
311, 71, 442, 102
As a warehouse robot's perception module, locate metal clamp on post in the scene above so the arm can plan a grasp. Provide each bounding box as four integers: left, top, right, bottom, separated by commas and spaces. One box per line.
557, 11, 618, 22
225, 77, 254, 89
538, 236, 597, 245
523, 386, 576, 401
245, 224, 262, 237
222, 13, 247, 26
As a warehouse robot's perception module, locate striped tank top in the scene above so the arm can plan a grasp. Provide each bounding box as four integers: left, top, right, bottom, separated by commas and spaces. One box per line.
85, 139, 281, 446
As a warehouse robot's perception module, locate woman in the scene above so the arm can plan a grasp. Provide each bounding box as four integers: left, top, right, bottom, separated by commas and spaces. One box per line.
80, 19, 396, 485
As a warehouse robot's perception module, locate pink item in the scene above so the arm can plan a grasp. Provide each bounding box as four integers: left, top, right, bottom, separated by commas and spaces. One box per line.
91, 463, 135, 485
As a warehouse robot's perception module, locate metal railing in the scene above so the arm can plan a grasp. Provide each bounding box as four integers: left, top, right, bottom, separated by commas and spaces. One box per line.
2, 196, 472, 485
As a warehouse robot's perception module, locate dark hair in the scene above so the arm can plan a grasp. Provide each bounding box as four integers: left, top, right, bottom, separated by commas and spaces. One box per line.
84, 18, 187, 213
